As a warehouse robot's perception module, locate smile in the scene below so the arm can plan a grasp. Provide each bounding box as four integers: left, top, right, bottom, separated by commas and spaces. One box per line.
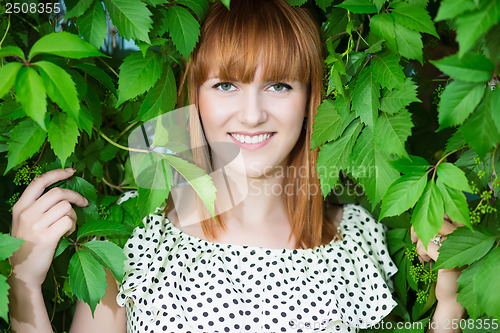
228, 132, 276, 150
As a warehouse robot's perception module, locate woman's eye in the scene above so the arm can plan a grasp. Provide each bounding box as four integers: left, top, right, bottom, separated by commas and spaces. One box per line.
269, 83, 291, 92
214, 82, 235, 91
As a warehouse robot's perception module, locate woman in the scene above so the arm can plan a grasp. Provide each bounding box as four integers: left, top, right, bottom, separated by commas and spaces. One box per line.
8, 0, 464, 332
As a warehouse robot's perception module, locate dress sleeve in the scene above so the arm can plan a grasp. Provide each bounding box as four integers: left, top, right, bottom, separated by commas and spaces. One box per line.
330, 204, 399, 330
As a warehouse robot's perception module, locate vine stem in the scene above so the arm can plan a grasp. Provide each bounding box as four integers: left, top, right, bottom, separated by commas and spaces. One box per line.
97, 127, 149, 153
432, 148, 460, 179
0, 15, 10, 47
117, 121, 140, 141
97, 57, 119, 77
102, 176, 124, 192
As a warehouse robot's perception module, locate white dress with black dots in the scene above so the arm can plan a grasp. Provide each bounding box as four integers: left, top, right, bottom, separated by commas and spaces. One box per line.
115, 191, 398, 333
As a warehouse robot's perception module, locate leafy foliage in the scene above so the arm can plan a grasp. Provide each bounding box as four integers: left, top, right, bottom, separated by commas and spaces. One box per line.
0, 0, 499, 330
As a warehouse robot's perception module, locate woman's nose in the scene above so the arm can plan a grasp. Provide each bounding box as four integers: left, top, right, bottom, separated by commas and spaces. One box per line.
238, 89, 268, 126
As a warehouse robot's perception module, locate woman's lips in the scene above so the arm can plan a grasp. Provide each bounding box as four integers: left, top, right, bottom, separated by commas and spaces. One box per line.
228, 132, 276, 150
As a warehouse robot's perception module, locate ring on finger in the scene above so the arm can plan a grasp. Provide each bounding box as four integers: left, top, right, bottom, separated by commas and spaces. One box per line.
432, 234, 444, 246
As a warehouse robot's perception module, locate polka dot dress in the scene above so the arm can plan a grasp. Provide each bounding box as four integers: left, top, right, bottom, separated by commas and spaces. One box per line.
116, 191, 398, 333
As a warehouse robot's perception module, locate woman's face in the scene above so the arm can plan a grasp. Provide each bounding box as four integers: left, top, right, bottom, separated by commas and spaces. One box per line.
198, 64, 308, 178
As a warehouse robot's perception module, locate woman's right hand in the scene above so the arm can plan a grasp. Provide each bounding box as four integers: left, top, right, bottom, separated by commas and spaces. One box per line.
10, 168, 89, 288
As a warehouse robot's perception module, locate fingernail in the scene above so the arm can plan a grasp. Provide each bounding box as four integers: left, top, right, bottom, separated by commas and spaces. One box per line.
66, 168, 75, 173
84, 198, 89, 205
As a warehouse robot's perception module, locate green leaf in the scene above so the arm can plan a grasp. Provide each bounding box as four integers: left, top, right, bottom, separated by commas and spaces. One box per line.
411, 179, 444, 250
65, 0, 94, 17
0, 275, 10, 322
389, 155, 431, 174
0, 234, 24, 260
164, 6, 201, 58
29, 32, 105, 60
491, 89, 500, 134
457, 260, 484, 319
336, 0, 377, 13
176, 0, 209, 19
102, 0, 153, 43
315, 0, 333, 11
436, 163, 472, 192
374, 111, 413, 157
220, 0, 231, 9
77, 1, 107, 49
287, 0, 307, 6
371, 51, 405, 90
138, 187, 170, 220
60, 176, 99, 224
311, 99, 342, 149
54, 238, 71, 258
456, 0, 500, 57
473, 247, 500, 319
461, 91, 500, 159
34, 61, 80, 122
435, 0, 477, 21
437, 80, 484, 130
391, 2, 439, 38
394, 23, 423, 63
379, 173, 428, 219
14, 66, 47, 130
372, 0, 385, 12
317, 119, 363, 197
0, 46, 24, 59
68, 250, 107, 315
137, 65, 177, 122
0, 62, 23, 99
484, 23, 500, 63
83, 240, 126, 283
431, 53, 495, 83
5, 118, 47, 175
436, 179, 472, 231
116, 50, 163, 106
72, 63, 117, 96
322, 8, 348, 38
352, 67, 380, 129
380, 78, 420, 114
444, 130, 466, 154
370, 13, 397, 51
349, 127, 400, 208
48, 112, 80, 168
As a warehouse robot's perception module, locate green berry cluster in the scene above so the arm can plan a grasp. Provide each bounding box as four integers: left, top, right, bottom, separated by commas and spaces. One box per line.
405, 246, 418, 262
98, 205, 111, 220
416, 289, 428, 304
406, 247, 438, 304
13, 164, 43, 186
469, 178, 498, 224
8, 192, 21, 212
433, 84, 445, 107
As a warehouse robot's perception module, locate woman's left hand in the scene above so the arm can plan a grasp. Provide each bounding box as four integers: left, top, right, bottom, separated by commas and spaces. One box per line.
410, 215, 465, 303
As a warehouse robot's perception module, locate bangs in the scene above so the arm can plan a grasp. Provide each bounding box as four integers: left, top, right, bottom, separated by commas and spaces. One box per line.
191, 0, 319, 85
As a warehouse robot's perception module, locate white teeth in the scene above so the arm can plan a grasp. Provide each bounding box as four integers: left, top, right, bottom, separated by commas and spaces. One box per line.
230, 133, 273, 144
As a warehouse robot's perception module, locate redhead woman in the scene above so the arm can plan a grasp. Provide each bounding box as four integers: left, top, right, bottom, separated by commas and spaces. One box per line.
9, 0, 464, 332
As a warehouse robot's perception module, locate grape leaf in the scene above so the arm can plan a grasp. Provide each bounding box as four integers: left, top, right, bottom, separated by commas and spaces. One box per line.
473, 247, 500, 319
0, 46, 24, 59
29, 32, 105, 59
65, 0, 94, 17
116, 50, 163, 106
371, 51, 405, 90
391, 2, 439, 38
456, 259, 484, 319
77, 1, 107, 49
34, 61, 80, 123
349, 127, 400, 208
137, 65, 177, 122
456, 1, 500, 57
102, 0, 153, 43
436, 162, 472, 193
394, 23, 423, 63
48, 112, 80, 169
389, 155, 431, 174
380, 78, 420, 114
431, 53, 495, 83
0, 234, 24, 260
14, 66, 47, 130
0, 62, 23, 99
411, 179, 444, 250
83, 240, 126, 283
164, 6, 201, 59
317, 119, 363, 197
311, 99, 342, 149
336, 0, 377, 13
72, 63, 117, 96
315, 0, 334, 11
437, 80, 484, 130
60, 176, 99, 224
461, 91, 500, 159
176, 0, 209, 19
5, 118, 47, 175
443, 130, 466, 154
352, 67, 380, 129
436, 179, 472, 231
0, 275, 10, 322
435, 0, 477, 21
370, 13, 397, 52
68, 250, 107, 315
374, 110, 413, 157
379, 172, 428, 219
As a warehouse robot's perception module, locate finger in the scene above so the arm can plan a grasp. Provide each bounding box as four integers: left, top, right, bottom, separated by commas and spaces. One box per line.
410, 226, 417, 243
444, 213, 465, 228
15, 169, 76, 212
438, 218, 458, 237
47, 215, 74, 242
32, 187, 89, 215
39, 201, 77, 229
417, 239, 440, 262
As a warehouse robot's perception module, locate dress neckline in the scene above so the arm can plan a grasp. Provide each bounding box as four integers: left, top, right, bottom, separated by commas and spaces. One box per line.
162, 204, 353, 254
